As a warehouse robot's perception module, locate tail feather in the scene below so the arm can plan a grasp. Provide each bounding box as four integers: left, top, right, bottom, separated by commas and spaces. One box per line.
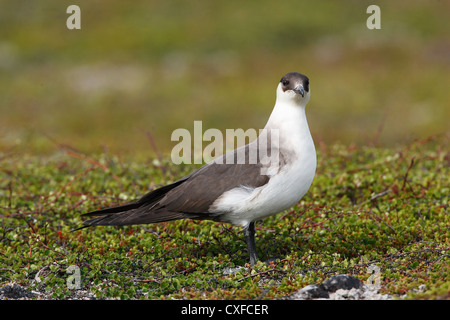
81, 202, 141, 226
82, 205, 187, 227
79, 177, 191, 228
82, 201, 141, 218
75, 172, 197, 230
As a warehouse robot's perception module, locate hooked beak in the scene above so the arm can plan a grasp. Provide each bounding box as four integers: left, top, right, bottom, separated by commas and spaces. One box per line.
293, 85, 305, 97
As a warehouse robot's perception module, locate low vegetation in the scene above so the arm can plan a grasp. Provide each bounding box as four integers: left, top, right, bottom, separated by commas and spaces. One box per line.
1, 134, 448, 299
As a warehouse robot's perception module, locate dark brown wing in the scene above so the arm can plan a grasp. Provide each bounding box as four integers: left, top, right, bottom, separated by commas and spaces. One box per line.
159, 161, 269, 214
81, 145, 270, 227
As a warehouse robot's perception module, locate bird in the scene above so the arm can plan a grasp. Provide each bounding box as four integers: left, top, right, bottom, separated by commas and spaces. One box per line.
80, 72, 316, 265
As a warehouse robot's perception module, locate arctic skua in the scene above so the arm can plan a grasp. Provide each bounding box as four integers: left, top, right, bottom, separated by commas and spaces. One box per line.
81, 72, 316, 265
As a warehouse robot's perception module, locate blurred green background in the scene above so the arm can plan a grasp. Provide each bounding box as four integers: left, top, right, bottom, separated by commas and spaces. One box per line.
0, 0, 449, 157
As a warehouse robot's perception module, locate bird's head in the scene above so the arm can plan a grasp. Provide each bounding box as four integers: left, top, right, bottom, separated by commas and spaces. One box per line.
277, 72, 310, 105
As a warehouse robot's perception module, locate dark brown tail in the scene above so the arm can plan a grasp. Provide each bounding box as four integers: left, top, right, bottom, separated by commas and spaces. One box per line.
77, 178, 190, 229
81, 201, 188, 227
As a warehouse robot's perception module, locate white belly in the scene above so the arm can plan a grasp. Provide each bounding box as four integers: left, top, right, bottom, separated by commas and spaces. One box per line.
211, 145, 316, 227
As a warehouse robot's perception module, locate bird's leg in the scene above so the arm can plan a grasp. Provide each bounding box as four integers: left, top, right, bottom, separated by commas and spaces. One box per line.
244, 222, 258, 265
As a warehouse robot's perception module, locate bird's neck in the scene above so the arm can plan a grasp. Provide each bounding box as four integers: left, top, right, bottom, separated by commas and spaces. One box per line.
262, 99, 315, 166
264, 100, 310, 140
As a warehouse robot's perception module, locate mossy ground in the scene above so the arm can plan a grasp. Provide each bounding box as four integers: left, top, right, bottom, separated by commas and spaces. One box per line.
0, 1, 448, 300
1, 135, 448, 300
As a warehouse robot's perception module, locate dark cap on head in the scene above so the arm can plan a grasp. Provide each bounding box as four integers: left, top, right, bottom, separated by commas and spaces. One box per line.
280, 72, 310, 96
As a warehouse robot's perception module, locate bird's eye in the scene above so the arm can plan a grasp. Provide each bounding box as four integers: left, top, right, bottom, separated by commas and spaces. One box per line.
282, 80, 289, 86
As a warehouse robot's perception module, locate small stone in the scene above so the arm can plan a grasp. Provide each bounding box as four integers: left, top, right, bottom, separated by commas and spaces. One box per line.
0, 283, 35, 299
281, 274, 393, 300
288, 284, 329, 300
321, 274, 363, 292
418, 284, 426, 292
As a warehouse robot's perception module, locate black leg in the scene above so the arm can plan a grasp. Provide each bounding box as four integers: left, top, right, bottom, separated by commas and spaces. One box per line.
244, 222, 258, 265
